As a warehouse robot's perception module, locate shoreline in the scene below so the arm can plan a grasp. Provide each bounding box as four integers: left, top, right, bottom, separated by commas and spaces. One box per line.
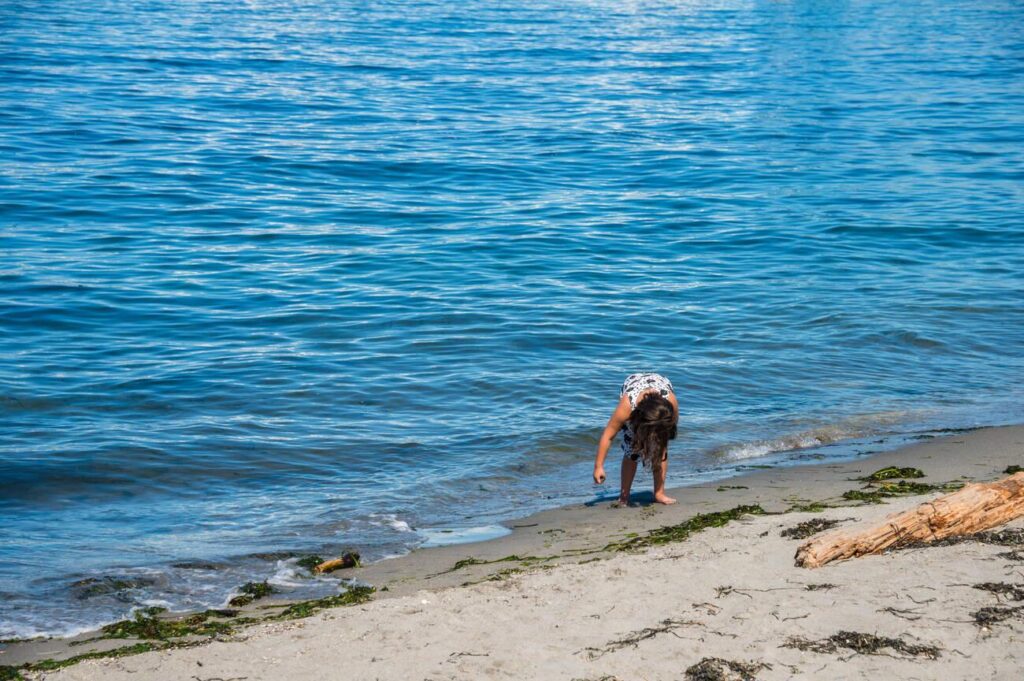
3, 424, 1023, 677
0, 421, 964, 641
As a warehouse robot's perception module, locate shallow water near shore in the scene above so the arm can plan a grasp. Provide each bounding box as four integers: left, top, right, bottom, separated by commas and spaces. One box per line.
2, 0, 1024, 638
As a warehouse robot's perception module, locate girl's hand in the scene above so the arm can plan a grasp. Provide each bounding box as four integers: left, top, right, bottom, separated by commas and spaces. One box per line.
593, 467, 607, 484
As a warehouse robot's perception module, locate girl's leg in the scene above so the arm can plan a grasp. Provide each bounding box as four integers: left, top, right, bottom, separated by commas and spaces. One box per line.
619, 456, 638, 505
653, 456, 676, 505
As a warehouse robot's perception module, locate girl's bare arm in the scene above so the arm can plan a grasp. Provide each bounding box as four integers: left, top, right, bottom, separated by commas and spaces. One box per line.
593, 395, 632, 484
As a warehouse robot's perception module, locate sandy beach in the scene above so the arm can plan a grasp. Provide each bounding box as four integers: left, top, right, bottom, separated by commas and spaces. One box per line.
4, 425, 1023, 680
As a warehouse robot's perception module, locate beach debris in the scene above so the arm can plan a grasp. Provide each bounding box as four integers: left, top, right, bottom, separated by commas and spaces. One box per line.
228, 580, 275, 607
100, 608, 243, 641
1005, 465, 1023, 475
879, 606, 925, 621
783, 631, 940, 659
0, 666, 26, 681
972, 605, 1024, 627
581, 618, 700, 659
295, 555, 324, 571
895, 526, 1024, 553
842, 479, 963, 504
273, 585, 374, 619
446, 651, 490, 663
804, 583, 837, 591
997, 549, 1024, 561
16, 643, 159, 675
862, 466, 925, 482
433, 554, 555, 577
973, 582, 1024, 601
716, 485, 748, 492
603, 505, 765, 552
983, 528, 1024, 545
797, 473, 1024, 568
787, 501, 831, 513
780, 518, 841, 540
3, 587, 374, 676
714, 585, 751, 599
684, 657, 770, 681
313, 552, 361, 574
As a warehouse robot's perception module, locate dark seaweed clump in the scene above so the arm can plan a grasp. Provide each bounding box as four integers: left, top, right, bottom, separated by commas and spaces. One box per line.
843, 479, 963, 503
896, 527, 1024, 553
228, 580, 275, 607
973, 605, 1024, 627
274, 585, 374, 619
0, 666, 26, 681
101, 608, 241, 641
973, 583, 1024, 601
3, 585, 375, 677
295, 555, 324, 571
604, 505, 766, 552
685, 657, 769, 681
780, 518, 840, 540
436, 554, 555, 576
582, 618, 698, 660
1004, 465, 1023, 475
862, 466, 925, 482
783, 631, 940, 659
20, 643, 159, 674
983, 529, 1024, 546
787, 501, 830, 513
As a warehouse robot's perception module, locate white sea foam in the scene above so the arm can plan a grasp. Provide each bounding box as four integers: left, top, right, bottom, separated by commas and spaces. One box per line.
368, 513, 414, 533
711, 412, 914, 461
418, 525, 511, 548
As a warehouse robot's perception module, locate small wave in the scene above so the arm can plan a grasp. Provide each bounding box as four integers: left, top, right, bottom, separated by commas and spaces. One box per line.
712, 430, 850, 461
267, 559, 324, 590
709, 413, 911, 461
367, 513, 415, 533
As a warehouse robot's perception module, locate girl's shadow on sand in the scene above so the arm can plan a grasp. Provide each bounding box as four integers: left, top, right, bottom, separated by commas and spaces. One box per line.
584, 491, 658, 508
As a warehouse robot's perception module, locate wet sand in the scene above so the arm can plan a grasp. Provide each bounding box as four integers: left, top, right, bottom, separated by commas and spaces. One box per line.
4, 425, 1023, 679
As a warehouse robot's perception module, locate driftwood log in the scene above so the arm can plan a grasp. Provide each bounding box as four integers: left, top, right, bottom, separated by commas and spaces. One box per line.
796, 472, 1024, 568
313, 551, 361, 574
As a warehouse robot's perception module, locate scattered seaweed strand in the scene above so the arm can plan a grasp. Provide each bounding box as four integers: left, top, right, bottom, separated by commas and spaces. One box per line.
604, 505, 765, 553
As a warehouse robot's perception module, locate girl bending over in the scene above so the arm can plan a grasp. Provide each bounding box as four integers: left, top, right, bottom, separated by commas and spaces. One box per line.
593, 373, 678, 505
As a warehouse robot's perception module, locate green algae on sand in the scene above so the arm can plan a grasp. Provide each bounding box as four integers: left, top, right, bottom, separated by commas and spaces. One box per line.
0, 666, 27, 681
11, 643, 161, 677
8, 585, 376, 676
783, 631, 940, 659
435, 554, 557, 576
228, 580, 276, 607
604, 505, 766, 552
861, 466, 925, 482
843, 479, 964, 504
100, 609, 244, 641
274, 585, 375, 619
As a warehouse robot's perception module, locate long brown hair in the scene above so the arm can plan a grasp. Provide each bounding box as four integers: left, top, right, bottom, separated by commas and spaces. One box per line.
628, 393, 677, 470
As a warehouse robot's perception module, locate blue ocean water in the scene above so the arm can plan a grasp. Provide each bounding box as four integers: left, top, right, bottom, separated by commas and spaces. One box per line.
2, 0, 1024, 637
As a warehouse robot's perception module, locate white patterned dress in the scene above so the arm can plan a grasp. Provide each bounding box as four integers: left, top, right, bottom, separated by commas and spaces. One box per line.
620, 372, 674, 462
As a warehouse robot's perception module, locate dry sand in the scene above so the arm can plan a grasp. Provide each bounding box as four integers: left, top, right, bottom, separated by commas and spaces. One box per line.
5, 425, 1024, 680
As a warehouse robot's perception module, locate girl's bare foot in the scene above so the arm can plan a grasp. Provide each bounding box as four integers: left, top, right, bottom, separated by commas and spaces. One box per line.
654, 493, 677, 505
